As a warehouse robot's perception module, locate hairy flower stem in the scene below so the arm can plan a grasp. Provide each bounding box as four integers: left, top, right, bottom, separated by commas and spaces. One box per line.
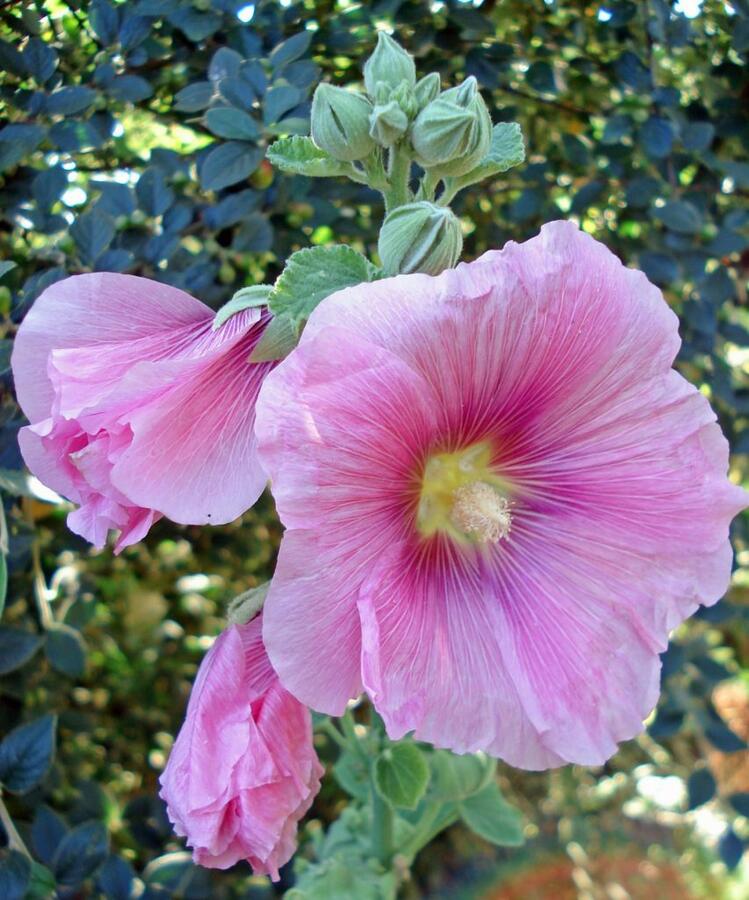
370, 780, 395, 866
385, 144, 412, 212
417, 169, 440, 201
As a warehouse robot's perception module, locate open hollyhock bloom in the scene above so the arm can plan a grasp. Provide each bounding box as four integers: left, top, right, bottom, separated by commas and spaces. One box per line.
159, 614, 323, 878
255, 221, 748, 770
11, 274, 274, 551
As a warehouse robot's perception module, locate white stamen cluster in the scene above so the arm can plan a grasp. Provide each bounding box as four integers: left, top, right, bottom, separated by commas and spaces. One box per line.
450, 481, 512, 544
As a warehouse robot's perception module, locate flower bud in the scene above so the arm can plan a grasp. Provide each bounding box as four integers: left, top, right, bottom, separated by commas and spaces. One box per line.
311, 83, 375, 162
414, 72, 441, 110
378, 201, 463, 276
369, 99, 409, 148
364, 32, 416, 97
411, 76, 492, 176
389, 80, 419, 120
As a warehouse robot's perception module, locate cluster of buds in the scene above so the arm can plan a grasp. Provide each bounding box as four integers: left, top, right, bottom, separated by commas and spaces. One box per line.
310, 32, 497, 277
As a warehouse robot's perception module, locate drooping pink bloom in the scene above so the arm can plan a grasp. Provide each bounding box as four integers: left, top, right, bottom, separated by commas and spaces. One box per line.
11, 274, 274, 551
255, 221, 748, 770
159, 614, 323, 878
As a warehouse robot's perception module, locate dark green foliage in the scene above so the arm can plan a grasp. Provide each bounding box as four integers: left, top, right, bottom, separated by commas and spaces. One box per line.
1, 0, 748, 895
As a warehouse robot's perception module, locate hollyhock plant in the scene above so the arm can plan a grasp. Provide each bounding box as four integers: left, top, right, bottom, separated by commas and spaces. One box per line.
11, 273, 274, 551
159, 613, 323, 878
255, 220, 748, 770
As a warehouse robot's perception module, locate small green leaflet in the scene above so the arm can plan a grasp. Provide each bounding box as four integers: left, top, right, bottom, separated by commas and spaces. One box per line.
213, 284, 271, 330
266, 136, 350, 178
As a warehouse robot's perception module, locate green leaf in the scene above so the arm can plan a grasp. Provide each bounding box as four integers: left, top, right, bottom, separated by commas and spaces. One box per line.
0, 626, 44, 674
450, 122, 525, 190
288, 854, 397, 900
205, 107, 261, 142
142, 851, 211, 897
200, 141, 264, 192
374, 743, 430, 810
266, 136, 350, 178
652, 200, 703, 235
70, 208, 115, 264
248, 313, 298, 363
429, 750, 497, 802
213, 285, 271, 330
0, 850, 31, 900
45, 623, 87, 678
0, 468, 64, 503
32, 805, 68, 864
97, 855, 134, 900
332, 747, 370, 802
459, 782, 524, 847
0, 261, 16, 279
52, 821, 109, 886
688, 768, 716, 809
0, 714, 56, 794
174, 80, 213, 112
269, 244, 375, 326
27, 861, 56, 900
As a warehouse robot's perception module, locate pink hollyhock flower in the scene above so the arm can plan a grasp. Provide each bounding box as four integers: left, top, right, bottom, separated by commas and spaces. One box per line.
159, 614, 323, 878
11, 274, 274, 552
255, 221, 748, 770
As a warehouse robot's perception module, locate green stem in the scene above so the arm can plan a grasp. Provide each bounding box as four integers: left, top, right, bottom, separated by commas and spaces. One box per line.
399, 802, 459, 861
437, 177, 461, 207
370, 781, 394, 866
384, 144, 412, 212
0, 792, 31, 859
318, 718, 349, 750
417, 169, 440, 202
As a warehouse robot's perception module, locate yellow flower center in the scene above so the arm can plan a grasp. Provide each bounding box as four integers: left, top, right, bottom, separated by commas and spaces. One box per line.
416, 442, 512, 544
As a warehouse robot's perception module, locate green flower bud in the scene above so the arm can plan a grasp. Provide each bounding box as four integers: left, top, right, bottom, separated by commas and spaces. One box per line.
378, 201, 463, 276
414, 72, 441, 110
390, 80, 419, 120
411, 76, 492, 176
364, 32, 416, 98
369, 99, 409, 148
311, 83, 376, 162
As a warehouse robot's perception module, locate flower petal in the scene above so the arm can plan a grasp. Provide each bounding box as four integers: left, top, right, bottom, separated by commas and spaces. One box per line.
12, 273, 209, 423
110, 325, 273, 525
257, 326, 441, 712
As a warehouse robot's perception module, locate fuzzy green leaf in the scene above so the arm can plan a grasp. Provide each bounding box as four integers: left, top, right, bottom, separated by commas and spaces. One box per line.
374, 743, 430, 810
213, 285, 271, 330
459, 782, 524, 847
268, 244, 375, 326
266, 136, 350, 178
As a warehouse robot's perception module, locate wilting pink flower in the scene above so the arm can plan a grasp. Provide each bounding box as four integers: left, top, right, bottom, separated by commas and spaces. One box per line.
11, 274, 274, 551
159, 614, 323, 878
255, 221, 748, 770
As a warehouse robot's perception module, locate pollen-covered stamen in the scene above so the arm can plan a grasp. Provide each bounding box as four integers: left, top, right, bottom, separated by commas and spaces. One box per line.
450, 481, 511, 543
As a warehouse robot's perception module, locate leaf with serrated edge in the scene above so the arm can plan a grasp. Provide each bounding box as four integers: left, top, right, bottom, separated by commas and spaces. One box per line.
266, 136, 349, 177
269, 244, 375, 325
213, 285, 271, 330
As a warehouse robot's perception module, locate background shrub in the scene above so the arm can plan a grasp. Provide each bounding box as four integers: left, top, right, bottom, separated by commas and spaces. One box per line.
1, 0, 748, 896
